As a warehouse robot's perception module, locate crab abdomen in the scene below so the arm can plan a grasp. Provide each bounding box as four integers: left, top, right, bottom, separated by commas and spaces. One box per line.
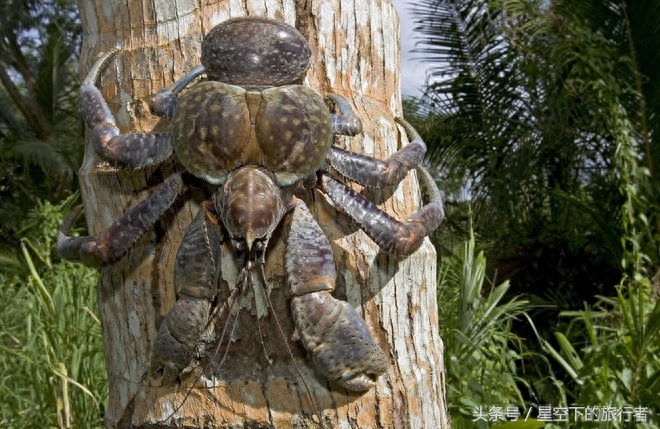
172, 81, 332, 186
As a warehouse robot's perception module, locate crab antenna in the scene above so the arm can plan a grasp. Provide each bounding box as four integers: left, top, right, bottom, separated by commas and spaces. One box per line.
256, 260, 273, 297
258, 262, 326, 427
83, 49, 120, 86
214, 295, 241, 368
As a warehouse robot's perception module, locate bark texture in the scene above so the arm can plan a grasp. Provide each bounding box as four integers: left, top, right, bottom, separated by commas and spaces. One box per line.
75, 1, 449, 427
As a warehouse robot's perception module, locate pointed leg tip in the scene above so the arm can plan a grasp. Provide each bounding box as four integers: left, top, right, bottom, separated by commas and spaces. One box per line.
83, 49, 121, 86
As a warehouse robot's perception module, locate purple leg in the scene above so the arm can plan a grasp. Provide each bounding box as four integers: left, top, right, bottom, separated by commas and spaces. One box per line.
79, 52, 173, 168
149, 65, 205, 119
80, 54, 203, 169
319, 173, 444, 256
321, 117, 443, 255
57, 172, 185, 267
328, 94, 363, 136
327, 117, 427, 188
286, 199, 387, 391
151, 202, 223, 384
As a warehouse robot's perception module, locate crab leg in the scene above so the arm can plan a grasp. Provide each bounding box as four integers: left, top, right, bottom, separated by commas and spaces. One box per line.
57, 172, 185, 267
78, 52, 174, 169
149, 65, 205, 119
328, 94, 363, 136
328, 117, 428, 188
319, 171, 444, 256
151, 202, 222, 384
286, 199, 388, 391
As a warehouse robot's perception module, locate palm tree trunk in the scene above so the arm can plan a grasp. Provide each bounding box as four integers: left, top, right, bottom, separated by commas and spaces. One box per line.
76, 1, 449, 427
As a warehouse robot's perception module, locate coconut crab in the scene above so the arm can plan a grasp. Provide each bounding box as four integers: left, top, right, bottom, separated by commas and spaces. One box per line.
58, 17, 444, 392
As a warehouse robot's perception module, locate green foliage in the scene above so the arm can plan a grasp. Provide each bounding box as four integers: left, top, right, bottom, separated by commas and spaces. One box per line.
408, 0, 649, 307
537, 290, 660, 428
0, 197, 106, 428
0, 0, 83, 252
438, 225, 544, 427
413, 0, 660, 426
534, 14, 660, 424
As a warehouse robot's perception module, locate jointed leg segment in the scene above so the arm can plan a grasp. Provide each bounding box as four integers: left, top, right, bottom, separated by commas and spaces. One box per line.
320, 174, 443, 255
80, 54, 204, 169
328, 94, 363, 136
57, 172, 185, 267
149, 65, 205, 119
321, 117, 444, 255
151, 202, 223, 384
327, 117, 428, 187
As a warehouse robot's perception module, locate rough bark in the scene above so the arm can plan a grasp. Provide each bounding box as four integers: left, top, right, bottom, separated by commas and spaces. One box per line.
75, 1, 449, 428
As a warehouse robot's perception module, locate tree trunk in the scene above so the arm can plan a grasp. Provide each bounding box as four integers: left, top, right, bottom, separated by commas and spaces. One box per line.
76, 1, 449, 428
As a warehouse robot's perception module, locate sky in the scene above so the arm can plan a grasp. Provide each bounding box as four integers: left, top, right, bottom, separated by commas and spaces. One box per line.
391, 0, 428, 97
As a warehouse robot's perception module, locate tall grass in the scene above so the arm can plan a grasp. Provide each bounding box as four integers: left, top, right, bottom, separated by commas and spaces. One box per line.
534, 99, 660, 428
436, 96, 660, 427
437, 226, 544, 428
0, 197, 106, 428
438, 224, 658, 428
537, 291, 660, 429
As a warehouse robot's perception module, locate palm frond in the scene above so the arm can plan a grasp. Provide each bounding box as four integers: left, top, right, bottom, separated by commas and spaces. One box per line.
409, 0, 646, 303
411, 0, 534, 195
9, 138, 74, 179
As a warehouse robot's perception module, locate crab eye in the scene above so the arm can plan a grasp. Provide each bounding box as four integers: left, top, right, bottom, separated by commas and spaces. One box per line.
254, 240, 266, 253
232, 239, 247, 252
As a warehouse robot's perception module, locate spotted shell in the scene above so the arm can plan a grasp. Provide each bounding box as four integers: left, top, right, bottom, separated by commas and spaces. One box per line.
201, 17, 311, 88
171, 81, 332, 186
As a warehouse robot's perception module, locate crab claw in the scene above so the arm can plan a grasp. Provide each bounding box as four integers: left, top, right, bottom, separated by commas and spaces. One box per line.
291, 292, 388, 391
150, 296, 212, 385
286, 200, 388, 391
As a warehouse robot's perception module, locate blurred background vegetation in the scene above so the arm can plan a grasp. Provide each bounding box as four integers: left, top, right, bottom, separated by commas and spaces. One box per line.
0, 1, 106, 427
0, 0, 657, 427
407, 0, 659, 427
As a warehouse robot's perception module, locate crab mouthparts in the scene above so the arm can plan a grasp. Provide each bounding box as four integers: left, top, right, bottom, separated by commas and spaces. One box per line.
235, 240, 271, 300
216, 166, 289, 255
245, 230, 259, 253
241, 241, 263, 269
